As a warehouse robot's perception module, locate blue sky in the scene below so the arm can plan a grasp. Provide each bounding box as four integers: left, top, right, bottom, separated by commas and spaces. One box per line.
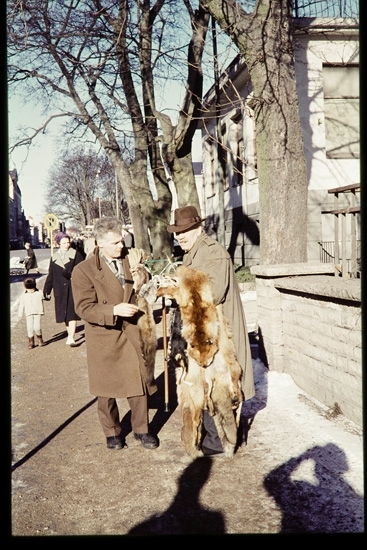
8, 101, 59, 222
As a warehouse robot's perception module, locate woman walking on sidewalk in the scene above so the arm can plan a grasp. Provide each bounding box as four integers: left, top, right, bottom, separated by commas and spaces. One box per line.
18, 277, 46, 349
23, 243, 40, 275
43, 232, 84, 346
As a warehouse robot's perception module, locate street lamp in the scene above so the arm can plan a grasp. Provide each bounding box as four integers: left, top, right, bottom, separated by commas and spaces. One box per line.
115, 171, 119, 218
96, 168, 101, 218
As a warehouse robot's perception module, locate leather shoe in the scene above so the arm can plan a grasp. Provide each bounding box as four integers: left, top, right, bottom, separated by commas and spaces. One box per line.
134, 432, 158, 449
106, 435, 125, 450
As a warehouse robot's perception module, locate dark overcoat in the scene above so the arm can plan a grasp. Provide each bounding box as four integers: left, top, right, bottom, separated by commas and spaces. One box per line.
24, 247, 38, 269
183, 230, 255, 401
43, 248, 84, 323
71, 249, 157, 399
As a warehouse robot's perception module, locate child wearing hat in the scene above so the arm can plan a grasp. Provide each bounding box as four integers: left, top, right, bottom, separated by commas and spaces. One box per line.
18, 277, 46, 349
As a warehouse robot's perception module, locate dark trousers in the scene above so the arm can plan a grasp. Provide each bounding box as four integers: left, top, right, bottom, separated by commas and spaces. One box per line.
201, 410, 223, 452
97, 395, 148, 437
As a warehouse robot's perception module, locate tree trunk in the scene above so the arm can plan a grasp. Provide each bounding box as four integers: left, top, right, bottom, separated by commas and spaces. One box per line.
138, 3, 175, 258
110, 154, 150, 254
156, 4, 209, 213
165, 149, 201, 209
202, 0, 308, 264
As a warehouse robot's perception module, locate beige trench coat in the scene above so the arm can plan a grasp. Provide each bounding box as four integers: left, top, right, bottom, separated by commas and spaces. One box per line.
71, 249, 157, 399
182, 230, 255, 401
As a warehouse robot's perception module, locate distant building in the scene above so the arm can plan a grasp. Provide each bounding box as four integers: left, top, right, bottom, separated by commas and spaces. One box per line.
9, 169, 29, 249
9, 169, 47, 248
27, 216, 44, 247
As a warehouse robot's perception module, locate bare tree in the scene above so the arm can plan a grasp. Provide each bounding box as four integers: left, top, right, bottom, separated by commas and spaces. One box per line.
45, 148, 117, 227
201, 0, 309, 264
7, 1, 211, 259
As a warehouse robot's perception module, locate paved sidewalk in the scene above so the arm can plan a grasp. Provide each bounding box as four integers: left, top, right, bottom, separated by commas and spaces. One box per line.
10, 270, 364, 536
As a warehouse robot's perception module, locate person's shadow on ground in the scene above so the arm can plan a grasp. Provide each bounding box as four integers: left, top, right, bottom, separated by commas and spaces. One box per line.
128, 457, 226, 534
263, 442, 364, 533
42, 324, 85, 346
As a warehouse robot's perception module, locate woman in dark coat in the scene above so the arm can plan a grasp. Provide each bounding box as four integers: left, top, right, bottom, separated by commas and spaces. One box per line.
23, 243, 40, 274
44, 232, 84, 346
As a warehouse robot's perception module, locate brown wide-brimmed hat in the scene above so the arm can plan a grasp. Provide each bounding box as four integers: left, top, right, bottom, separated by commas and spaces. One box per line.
167, 206, 205, 233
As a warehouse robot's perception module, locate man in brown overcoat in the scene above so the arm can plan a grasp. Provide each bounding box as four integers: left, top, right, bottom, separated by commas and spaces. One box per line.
71, 217, 158, 450
167, 206, 255, 457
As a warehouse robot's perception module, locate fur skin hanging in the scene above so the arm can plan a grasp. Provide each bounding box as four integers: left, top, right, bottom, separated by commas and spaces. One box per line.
128, 248, 157, 387
156, 265, 243, 458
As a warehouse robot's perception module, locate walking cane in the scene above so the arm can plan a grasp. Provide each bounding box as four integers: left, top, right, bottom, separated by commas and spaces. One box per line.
162, 297, 170, 412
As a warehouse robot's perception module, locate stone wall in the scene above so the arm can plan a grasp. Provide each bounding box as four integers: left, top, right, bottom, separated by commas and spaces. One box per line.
251, 263, 362, 426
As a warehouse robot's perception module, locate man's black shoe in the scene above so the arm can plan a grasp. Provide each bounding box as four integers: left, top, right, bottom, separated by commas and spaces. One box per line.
106, 435, 125, 450
134, 432, 158, 449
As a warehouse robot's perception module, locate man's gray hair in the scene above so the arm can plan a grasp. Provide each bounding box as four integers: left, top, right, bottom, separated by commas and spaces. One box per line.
93, 217, 123, 241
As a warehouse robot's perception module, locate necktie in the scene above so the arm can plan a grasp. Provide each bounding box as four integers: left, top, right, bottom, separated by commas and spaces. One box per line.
112, 260, 125, 286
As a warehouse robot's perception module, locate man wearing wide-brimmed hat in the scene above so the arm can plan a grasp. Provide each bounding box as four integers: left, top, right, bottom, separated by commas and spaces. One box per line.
167, 205, 255, 457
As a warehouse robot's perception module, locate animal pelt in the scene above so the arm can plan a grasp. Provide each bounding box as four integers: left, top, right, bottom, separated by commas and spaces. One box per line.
156, 265, 243, 459
169, 307, 188, 371
128, 248, 157, 387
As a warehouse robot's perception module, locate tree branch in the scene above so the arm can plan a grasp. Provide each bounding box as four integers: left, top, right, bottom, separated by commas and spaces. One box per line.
9, 112, 72, 153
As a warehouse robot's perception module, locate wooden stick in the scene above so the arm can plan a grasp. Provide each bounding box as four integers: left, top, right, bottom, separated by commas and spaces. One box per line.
162, 297, 170, 412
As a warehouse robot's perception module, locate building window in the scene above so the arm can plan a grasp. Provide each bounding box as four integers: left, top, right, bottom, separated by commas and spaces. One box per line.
230, 118, 243, 187
219, 123, 229, 191
323, 64, 359, 159
223, 112, 244, 188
